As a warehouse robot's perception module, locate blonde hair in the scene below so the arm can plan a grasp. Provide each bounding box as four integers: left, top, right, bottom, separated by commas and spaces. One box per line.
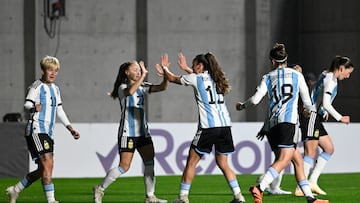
40, 55, 60, 71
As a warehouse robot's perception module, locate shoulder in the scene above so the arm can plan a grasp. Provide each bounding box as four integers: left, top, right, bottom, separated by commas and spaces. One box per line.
323, 72, 336, 83
29, 79, 43, 89
181, 73, 198, 84
182, 73, 198, 79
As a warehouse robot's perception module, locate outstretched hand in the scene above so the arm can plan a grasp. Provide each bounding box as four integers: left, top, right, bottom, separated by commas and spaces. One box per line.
139, 61, 148, 76
155, 64, 164, 76
155, 54, 170, 77
178, 53, 192, 73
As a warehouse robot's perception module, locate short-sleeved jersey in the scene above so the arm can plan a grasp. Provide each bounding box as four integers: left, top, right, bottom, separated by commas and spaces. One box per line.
311, 71, 342, 121
118, 83, 151, 137
245, 66, 313, 128
180, 71, 231, 129
25, 80, 64, 138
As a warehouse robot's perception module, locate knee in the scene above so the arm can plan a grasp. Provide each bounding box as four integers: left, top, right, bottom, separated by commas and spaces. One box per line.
327, 147, 334, 155
119, 164, 130, 172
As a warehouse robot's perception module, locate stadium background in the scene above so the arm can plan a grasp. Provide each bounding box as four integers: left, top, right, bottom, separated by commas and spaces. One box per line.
1, 0, 360, 177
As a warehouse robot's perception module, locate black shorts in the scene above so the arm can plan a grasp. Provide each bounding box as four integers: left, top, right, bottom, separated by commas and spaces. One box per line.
268, 123, 297, 151
300, 111, 328, 141
25, 133, 54, 161
191, 127, 235, 155
118, 136, 153, 153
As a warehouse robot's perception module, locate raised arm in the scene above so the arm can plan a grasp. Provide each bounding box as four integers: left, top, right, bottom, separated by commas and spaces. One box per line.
151, 54, 169, 92
124, 61, 148, 96
178, 52, 193, 74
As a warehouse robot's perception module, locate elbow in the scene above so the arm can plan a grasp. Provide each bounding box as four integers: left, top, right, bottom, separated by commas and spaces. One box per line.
24, 102, 33, 110
322, 102, 331, 112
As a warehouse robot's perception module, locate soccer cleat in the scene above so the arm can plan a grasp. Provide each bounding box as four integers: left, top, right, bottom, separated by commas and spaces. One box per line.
265, 187, 292, 195
249, 185, 263, 203
50, 201, 59, 203
312, 199, 329, 203
294, 186, 304, 196
295, 186, 318, 197
93, 185, 104, 203
6, 186, 19, 203
145, 195, 168, 203
310, 182, 327, 195
229, 192, 246, 203
172, 195, 189, 203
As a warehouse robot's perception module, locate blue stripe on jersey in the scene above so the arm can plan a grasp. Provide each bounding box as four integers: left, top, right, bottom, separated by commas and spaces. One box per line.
284, 72, 298, 122
39, 86, 46, 133
196, 76, 215, 127
266, 76, 275, 111
312, 73, 325, 104
128, 96, 135, 137
137, 89, 145, 136
48, 86, 56, 137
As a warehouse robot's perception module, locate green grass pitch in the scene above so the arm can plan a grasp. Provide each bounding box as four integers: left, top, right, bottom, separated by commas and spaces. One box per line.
1, 173, 360, 202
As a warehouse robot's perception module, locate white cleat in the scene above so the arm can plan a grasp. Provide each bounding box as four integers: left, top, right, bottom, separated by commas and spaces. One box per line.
6, 186, 19, 203
310, 182, 327, 195
265, 187, 292, 195
93, 185, 104, 203
294, 186, 304, 196
294, 186, 318, 197
145, 195, 168, 203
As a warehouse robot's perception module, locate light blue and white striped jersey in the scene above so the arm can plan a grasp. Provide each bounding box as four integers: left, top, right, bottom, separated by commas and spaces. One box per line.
243, 66, 313, 128
25, 79, 70, 138
311, 71, 342, 121
180, 71, 231, 129
118, 83, 151, 137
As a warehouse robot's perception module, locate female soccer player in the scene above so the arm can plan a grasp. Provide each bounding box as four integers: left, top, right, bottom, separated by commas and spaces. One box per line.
236, 43, 329, 203
93, 59, 168, 203
161, 52, 246, 203
299, 56, 354, 196
6, 55, 80, 203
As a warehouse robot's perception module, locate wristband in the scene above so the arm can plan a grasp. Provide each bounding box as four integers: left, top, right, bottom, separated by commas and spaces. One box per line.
162, 66, 169, 72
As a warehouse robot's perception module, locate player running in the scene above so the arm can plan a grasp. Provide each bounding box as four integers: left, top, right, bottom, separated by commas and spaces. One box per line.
236, 43, 329, 203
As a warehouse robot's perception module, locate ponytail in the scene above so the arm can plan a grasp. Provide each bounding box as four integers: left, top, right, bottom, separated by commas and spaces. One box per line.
204, 53, 231, 95
110, 62, 131, 99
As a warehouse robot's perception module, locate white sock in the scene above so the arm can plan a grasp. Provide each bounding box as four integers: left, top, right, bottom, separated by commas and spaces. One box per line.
228, 179, 241, 195
298, 179, 313, 198
179, 181, 191, 196
43, 183, 55, 202
259, 167, 278, 191
101, 166, 126, 189
270, 170, 283, 190
303, 155, 314, 178
14, 178, 29, 193
309, 152, 331, 183
144, 160, 155, 197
